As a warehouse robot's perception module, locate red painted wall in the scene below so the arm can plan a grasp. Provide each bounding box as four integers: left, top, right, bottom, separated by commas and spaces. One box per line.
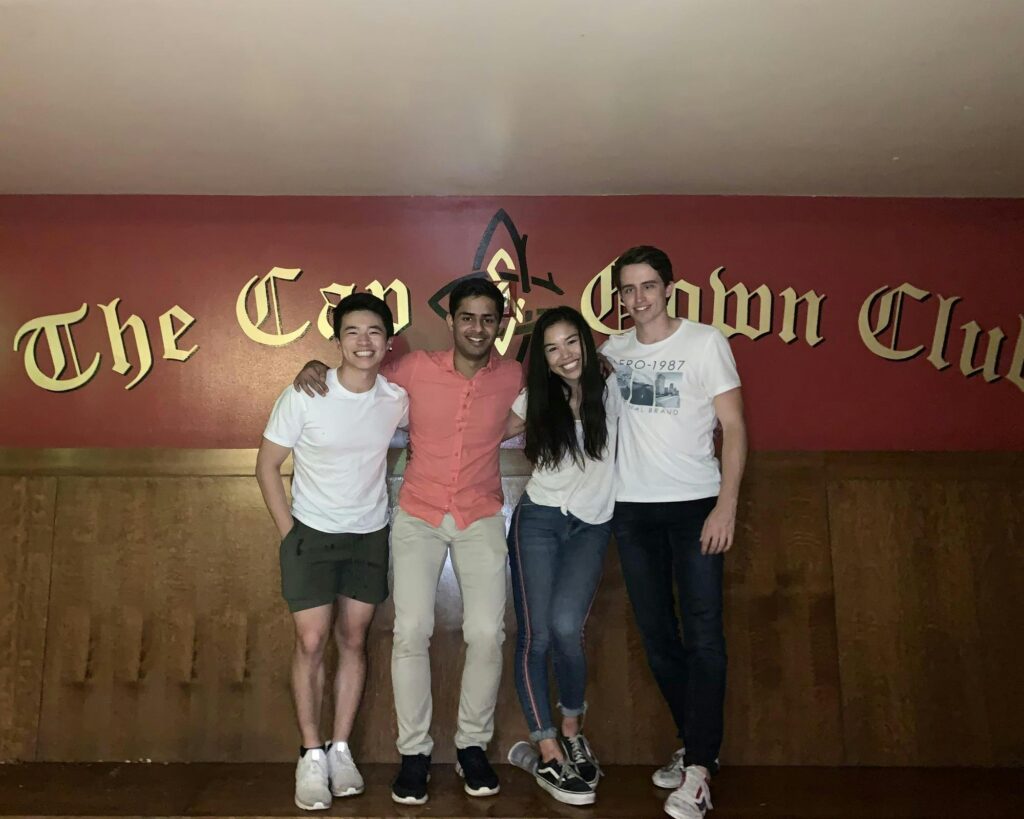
2, 195, 1021, 450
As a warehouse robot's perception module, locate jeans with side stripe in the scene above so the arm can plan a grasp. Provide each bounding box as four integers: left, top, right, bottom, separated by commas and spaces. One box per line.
507, 492, 610, 742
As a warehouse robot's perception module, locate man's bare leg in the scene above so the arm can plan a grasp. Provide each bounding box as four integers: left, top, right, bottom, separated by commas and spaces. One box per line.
291, 604, 333, 747
331, 596, 376, 741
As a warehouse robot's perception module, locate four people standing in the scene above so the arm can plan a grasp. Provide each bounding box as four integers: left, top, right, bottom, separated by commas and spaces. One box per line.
266, 246, 747, 819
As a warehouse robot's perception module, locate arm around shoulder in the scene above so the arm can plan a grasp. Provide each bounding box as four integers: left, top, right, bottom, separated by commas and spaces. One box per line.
293, 360, 330, 397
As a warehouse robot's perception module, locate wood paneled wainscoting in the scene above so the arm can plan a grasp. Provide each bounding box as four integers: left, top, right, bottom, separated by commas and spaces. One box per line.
1, 449, 1022, 766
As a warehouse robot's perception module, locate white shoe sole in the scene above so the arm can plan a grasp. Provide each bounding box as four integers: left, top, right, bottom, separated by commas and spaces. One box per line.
294, 796, 331, 811
391, 772, 430, 805
455, 762, 500, 796
653, 773, 684, 789
330, 784, 364, 797
390, 792, 428, 805
535, 775, 596, 806
664, 801, 708, 819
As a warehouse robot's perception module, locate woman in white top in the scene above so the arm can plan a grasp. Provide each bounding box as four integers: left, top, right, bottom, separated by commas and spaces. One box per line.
504, 306, 620, 806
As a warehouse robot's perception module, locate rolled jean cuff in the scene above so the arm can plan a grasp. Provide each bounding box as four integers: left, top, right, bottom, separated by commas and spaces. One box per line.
558, 700, 587, 719
529, 727, 558, 742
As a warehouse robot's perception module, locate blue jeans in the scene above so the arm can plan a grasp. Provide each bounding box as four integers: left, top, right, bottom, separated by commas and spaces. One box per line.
613, 498, 725, 774
507, 493, 610, 741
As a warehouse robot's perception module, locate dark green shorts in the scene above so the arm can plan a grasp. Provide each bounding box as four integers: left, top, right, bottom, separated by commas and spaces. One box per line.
279, 519, 390, 612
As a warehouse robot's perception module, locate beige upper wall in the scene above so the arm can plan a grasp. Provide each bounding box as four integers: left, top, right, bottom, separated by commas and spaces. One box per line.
1, 0, 1022, 197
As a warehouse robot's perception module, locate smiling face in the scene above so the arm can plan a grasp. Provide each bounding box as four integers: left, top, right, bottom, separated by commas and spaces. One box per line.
618, 262, 673, 328
447, 294, 500, 363
334, 309, 388, 373
542, 320, 585, 385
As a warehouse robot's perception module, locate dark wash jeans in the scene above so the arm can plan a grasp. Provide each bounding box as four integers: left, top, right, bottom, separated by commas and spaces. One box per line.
613, 497, 725, 774
507, 493, 610, 741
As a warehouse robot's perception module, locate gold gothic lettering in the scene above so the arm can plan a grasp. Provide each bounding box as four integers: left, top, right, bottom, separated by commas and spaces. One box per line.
859, 284, 1023, 393
12, 303, 101, 392
367, 279, 413, 335
316, 279, 413, 339
14, 300, 199, 392
1008, 316, 1024, 393
485, 249, 527, 355
159, 306, 199, 362
99, 298, 153, 390
580, 262, 621, 335
318, 284, 355, 338
779, 287, 826, 347
710, 266, 772, 340
236, 267, 311, 346
960, 321, 1006, 382
926, 295, 962, 371
858, 283, 930, 360
670, 279, 702, 323
582, 262, 825, 347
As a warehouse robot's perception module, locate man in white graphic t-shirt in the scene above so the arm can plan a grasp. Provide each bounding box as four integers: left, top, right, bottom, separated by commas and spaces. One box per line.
599, 246, 747, 819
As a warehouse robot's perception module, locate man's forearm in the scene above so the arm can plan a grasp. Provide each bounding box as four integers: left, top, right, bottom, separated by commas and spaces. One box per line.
256, 465, 294, 537
717, 421, 747, 508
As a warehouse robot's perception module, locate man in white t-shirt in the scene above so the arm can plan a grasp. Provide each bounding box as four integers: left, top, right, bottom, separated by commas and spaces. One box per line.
256, 293, 409, 812
599, 246, 747, 819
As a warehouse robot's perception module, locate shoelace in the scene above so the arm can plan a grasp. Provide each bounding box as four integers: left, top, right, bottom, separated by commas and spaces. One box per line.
565, 735, 602, 776
566, 736, 587, 766
554, 760, 585, 787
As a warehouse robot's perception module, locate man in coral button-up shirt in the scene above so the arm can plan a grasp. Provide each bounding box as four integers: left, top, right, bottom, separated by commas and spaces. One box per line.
295, 278, 522, 805
385, 344, 521, 529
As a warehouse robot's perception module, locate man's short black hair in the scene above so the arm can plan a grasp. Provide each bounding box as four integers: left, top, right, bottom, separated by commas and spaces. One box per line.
449, 277, 505, 318
331, 292, 395, 340
611, 245, 674, 289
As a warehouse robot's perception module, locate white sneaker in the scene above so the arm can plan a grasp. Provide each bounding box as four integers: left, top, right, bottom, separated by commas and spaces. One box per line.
294, 748, 331, 810
663, 766, 713, 819
327, 742, 365, 797
652, 746, 686, 788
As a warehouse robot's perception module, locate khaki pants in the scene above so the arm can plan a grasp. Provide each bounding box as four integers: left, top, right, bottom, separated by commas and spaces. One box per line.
390, 507, 508, 756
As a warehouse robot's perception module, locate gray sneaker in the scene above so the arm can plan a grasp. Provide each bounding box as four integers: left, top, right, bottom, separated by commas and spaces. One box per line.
507, 740, 539, 773
327, 742, 365, 797
294, 748, 331, 810
652, 746, 686, 789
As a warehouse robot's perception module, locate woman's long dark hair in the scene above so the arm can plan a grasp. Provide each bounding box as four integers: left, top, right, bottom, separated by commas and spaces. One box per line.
524, 306, 609, 470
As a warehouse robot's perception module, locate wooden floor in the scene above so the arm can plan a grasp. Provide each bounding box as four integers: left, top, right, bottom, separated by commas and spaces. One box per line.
0, 763, 1021, 818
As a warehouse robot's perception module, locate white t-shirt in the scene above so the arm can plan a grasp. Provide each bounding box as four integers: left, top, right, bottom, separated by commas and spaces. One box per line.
512, 374, 621, 524
600, 320, 741, 502
263, 369, 409, 533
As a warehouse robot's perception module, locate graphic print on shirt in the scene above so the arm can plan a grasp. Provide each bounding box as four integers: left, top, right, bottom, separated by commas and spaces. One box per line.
612, 359, 687, 414
655, 373, 682, 408
615, 367, 632, 402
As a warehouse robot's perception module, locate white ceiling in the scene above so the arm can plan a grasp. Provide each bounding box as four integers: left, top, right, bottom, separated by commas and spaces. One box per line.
2, 0, 1022, 197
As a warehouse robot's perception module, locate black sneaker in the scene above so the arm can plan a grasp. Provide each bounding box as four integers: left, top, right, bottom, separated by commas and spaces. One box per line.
391, 753, 430, 805
455, 746, 500, 796
534, 758, 595, 806
560, 733, 602, 787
